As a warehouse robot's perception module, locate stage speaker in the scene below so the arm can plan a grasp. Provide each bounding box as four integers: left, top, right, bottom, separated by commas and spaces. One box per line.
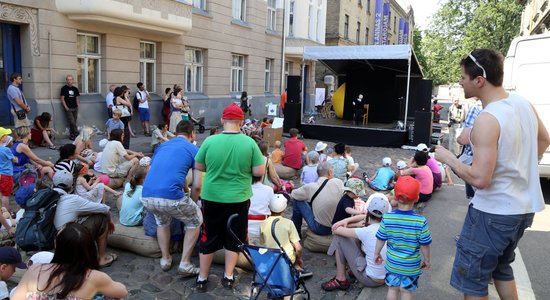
413, 111, 433, 146
416, 80, 433, 112
287, 76, 301, 103
283, 102, 301, 133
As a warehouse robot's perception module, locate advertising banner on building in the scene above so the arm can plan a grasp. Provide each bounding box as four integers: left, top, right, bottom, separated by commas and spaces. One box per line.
373, 0, 384, 45
404, 21, 409, 44
398, 18, 405, 44
382, 2, 390, 45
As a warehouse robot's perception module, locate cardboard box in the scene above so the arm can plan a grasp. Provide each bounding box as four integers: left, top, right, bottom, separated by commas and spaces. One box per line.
263, 127, 283, 148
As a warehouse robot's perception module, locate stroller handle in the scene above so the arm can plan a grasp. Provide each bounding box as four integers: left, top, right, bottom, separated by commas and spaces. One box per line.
227, 213, 244, 246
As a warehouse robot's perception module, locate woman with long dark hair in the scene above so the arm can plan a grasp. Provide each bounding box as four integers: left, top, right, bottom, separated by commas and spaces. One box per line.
13, 222, 128, 299
113, 86, 132, 149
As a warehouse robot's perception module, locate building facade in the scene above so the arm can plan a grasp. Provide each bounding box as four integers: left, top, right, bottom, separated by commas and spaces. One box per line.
318, 0, 414, 84
0, 0, 326, 131
518, 0, 550, 35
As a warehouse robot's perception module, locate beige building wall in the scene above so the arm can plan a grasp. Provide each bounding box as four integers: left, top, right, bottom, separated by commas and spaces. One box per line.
0, 0, 305, 130
519, 0, 550, 36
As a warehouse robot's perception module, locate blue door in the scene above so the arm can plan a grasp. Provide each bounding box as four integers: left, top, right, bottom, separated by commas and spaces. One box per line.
0, 23, 21, 126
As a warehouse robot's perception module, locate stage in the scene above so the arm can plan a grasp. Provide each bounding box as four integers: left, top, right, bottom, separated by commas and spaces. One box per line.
300, 116, 408, 147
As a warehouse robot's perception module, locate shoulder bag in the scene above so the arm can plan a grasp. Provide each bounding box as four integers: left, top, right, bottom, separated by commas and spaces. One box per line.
309, 179, 329, 206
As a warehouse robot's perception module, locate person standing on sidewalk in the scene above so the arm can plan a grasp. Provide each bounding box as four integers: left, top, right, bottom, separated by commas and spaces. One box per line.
136, 82, 152, 136
436, 48, 550, 300
456, 97, 483, 199
60, 75, 80, 140
194, 104, 265, 292
7, 72, 30, 128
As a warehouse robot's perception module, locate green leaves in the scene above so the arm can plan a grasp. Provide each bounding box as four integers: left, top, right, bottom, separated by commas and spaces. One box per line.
416, 0, 522, 85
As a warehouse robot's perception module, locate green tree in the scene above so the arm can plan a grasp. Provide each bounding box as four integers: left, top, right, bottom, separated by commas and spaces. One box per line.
419, 0, 522, 85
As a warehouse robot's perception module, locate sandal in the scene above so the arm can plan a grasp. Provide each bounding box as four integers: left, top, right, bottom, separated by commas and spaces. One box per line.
321, 277, 350, 291
48, 145, 57, 150
99, 253, 118, 268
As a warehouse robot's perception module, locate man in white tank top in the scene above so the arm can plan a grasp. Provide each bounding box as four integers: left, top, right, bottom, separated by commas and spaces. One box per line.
435, 48, 550, 299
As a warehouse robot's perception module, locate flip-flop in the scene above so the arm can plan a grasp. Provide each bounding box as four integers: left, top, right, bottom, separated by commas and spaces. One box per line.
99, 253, 118, 268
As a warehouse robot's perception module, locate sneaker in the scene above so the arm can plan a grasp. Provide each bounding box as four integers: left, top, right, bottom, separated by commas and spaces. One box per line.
321, 277, 351, 291
298, 268, 313, 279
222, 276, 235, 289
159, 257, 172, 271
177, 263, 200, 277
195, 278, 208, 293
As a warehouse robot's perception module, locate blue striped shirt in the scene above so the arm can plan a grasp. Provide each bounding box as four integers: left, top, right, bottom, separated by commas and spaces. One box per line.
376, 209, 432, 276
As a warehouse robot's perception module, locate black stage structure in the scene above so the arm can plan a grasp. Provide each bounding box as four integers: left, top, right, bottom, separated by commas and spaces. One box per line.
300, 45, 431, 147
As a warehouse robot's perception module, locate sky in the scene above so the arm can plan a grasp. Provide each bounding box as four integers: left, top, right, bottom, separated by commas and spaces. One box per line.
396, 0, 442, 29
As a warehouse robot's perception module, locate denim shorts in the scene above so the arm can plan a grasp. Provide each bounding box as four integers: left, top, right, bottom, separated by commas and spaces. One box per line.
138, 107, 150, 121
385, 272, 419, 291
450, 205, 534, 297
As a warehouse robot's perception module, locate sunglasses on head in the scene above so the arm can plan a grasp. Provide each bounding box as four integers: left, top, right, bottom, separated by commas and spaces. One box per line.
468, 52, 487, 78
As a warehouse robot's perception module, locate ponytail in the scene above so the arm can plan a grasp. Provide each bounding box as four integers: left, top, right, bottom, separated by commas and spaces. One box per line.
126, 167, 147, 197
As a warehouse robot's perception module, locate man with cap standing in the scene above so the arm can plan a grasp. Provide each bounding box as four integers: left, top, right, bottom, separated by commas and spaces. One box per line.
52, 170, 116, 268
323, 194, 391, 291
0, 246, 27, 297
194, 104, 265, 291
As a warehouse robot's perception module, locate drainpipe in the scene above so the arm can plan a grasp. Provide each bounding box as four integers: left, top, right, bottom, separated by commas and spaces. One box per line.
48, 32, 56, 131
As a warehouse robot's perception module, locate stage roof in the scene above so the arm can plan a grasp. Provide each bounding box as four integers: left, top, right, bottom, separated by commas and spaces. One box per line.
303, 44, 423, 77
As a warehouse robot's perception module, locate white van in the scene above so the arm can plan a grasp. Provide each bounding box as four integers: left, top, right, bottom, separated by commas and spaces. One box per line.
503, 33, 550, 178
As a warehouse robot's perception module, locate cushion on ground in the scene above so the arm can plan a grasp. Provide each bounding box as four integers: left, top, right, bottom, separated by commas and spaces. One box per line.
212, 249, 252, 271
303, 230, 332, 253
108, 177, 125, 189
274, 164, 300, 180
107, 223, 162, 258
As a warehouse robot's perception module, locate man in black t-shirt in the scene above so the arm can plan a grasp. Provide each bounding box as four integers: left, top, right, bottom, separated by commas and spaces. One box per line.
60, 75, 80, 140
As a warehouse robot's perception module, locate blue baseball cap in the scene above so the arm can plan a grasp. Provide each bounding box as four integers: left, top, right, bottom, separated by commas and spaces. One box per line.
0, 247, 27, 269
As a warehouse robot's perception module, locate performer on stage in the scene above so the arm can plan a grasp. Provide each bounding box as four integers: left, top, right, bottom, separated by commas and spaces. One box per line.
352, 94, 365, 125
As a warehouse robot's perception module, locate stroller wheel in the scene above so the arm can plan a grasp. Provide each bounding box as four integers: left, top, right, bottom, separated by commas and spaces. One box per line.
198, 125, 205, 134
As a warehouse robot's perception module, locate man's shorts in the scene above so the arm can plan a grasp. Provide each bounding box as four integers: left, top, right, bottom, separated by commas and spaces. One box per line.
77, 213, 108, 241
141, 196, 202, 229
0, 175, 13, 197
385, 272, 419, 291
199, 199, 249, 254
107, 159, 134, 178
450, 205, 534, 297
138, 108, 150, 121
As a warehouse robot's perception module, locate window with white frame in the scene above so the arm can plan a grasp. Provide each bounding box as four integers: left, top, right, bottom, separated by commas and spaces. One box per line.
356, 22, 361, 44
232, 0, 246, 21
308, 0, 316, 39
264, 59, 272, 92
284, 61, 291, 90
317, 0, 324, 41
267, 0, 276, 30
230, 54, 245, 92
289, 1, 295, 36
76, 33, 101, 94
193, 0, 206, 10
365, 27, 369, 44
139, 41, 156, 92
185, 48, 204, 93
344, 15, 349, 39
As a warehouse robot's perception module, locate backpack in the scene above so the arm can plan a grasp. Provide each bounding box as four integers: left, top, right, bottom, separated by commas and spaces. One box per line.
15, 188, 60, 251
133, 92, 141, 110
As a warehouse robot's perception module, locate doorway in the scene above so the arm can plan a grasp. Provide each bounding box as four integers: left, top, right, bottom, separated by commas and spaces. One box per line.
0, 23, 21, 126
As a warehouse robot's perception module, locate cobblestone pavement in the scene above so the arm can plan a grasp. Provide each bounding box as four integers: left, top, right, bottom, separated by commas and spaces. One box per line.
22, 128, 461, 300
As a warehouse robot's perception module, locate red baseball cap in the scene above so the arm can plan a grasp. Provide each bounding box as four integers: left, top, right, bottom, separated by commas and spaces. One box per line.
222, 104, 244, 120
394, 176, 420, 202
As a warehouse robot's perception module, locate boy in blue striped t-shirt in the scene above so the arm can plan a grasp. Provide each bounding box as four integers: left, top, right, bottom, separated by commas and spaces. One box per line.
374, 176, 432, 300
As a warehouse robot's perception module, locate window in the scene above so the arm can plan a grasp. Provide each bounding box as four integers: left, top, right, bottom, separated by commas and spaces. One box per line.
233, 0, 246, 21
185, 48, 204, 93
344, 15, 349, 39
284, 61, 291, 90
267, 0, 276, 30
289, 1, 295, 36
76, 33, 100, 94
230, 54, 245, 92
308, 0, 316, 39
356, 22, 361, 44
367, 0, 371, 13
139, 41, 156, 93
193, 0, 206, 10
394, 16, 397, 33
388, 11, 392, 30
264, 59, 272, 92
365, 27, 369, 45
358, 0, 362, 5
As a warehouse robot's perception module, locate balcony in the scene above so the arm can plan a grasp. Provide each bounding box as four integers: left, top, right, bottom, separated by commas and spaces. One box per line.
55, 0, 192, 36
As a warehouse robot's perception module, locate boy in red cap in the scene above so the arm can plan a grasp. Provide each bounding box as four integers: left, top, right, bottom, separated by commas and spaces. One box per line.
374, 176, 432, 300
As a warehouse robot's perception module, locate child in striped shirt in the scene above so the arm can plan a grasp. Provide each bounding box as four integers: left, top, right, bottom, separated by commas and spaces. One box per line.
374, 176, 432, 300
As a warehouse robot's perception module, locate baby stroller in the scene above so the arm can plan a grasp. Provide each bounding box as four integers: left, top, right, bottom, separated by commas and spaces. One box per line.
189, 114, 205, 134
227, 214, 310, 300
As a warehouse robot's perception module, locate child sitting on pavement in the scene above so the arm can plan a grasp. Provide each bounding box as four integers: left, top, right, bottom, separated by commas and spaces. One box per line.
393, 160, 408, 181
332, 178, 366, 225
301, 151, 320, 185
271, 141, 284, 165
75, 162, 121, 203
374, 176, 432, 300
365, 157, 396, 191
322, 194, 391, 291
151, 123, 175, 153
344, 146, 359, 178
402, 151, 434, 203
120, 166, 148, 226
315, 141, 328, 164
248, 175, 274, 244
105, 109, 125, 140
260, 194, 312, 278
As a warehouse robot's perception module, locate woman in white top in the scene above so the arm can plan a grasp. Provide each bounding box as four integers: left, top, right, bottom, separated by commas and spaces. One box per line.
169, 85, 185, 133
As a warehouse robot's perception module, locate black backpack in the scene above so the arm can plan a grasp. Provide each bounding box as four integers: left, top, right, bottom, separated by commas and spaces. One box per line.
133, 92, 141, 110
15, 188, 60, 251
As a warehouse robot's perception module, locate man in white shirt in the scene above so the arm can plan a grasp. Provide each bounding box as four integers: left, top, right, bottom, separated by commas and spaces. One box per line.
436, 48, 550, 299
136, 82, 152, 136
52, 170, 117, 267
105, 84, 116, 118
